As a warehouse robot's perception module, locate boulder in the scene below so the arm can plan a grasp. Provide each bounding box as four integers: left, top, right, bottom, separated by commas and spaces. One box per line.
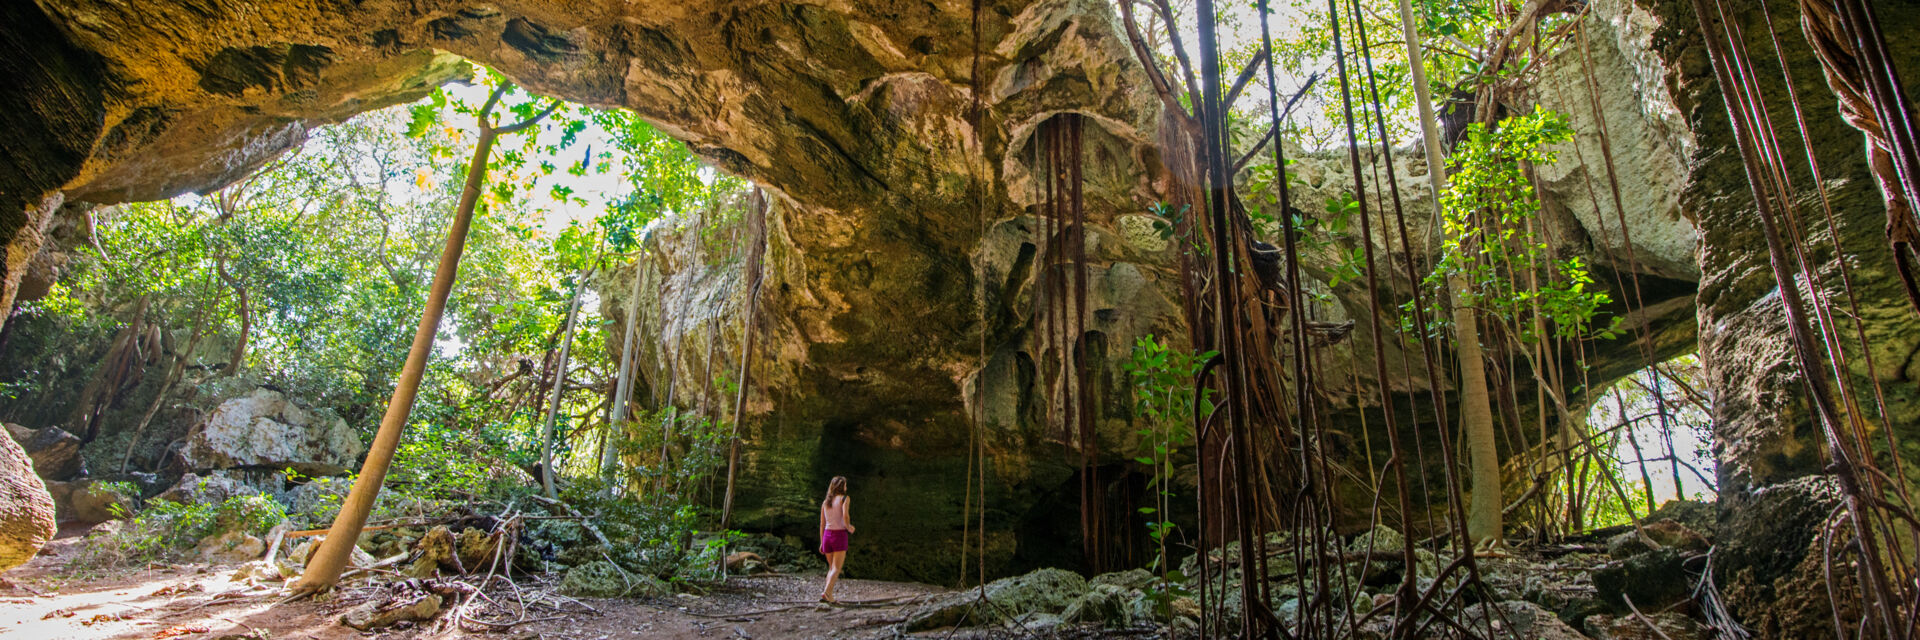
194, 530, 265, 564
63, 478, 133, 524
456, 527, 500, 570
152, 472, 255, 505
406, 526, 458, 577
1345, 525, 1407, 556
1061, 583, 1132, 626
1606, 520, 1709, 559
1018, 612, 1064, 631
1592, 548, 1694, 614
285, 537, 376, 570
559, 560, 669, 598
180, 389, 365, 476
282, 478, 348, 520
5, 424, 82, 481
342, 593, 442, 630
1089, 567, 1155, 590
0, 433, 56, 571
906, 567, 1089, 630
1646, 500, 1718, 539
726, 551, 770, 574
1584, 612, 1709, 640
1461, 600, 1589, 640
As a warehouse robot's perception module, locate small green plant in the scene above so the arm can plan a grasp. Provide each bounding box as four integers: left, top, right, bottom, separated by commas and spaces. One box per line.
1147, 202, 1208, 257
1122, 334, 1216, 611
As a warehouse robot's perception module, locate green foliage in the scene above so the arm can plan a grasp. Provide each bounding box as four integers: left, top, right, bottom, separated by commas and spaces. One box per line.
558, 480, 742, 582
1123, 335, 1215, 588
608, 407, 735, 506
1421, 107, 1618, 342
14, 61, 758, 583
4, 59, 753, 496
71, 493, 288, 570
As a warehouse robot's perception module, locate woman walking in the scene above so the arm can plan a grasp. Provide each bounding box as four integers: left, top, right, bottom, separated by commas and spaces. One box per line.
818, 476, 855, 602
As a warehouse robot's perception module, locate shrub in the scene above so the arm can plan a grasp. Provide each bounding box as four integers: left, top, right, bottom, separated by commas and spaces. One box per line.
70, 493, 287, 570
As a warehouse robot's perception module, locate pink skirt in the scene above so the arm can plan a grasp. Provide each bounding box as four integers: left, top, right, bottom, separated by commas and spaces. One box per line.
819, 528, 849, 554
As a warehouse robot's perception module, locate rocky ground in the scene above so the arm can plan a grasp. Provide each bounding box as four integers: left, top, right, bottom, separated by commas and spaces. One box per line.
0, 499, 1730, 639
0, 532, 1074, 640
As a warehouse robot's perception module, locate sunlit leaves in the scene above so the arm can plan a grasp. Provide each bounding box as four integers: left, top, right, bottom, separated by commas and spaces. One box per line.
1424, 106, 1611, 342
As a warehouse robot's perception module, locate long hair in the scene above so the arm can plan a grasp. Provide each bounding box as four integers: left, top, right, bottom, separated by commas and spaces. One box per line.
822, 476, 848, 508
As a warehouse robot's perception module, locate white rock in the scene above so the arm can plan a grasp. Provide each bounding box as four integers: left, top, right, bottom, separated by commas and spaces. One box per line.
181, 389, 365, 475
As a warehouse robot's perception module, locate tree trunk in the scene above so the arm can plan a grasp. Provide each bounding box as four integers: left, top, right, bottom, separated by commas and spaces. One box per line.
718, 189, 769, 532
215, 257, 249, 374
601, 260, 646, 477
1392, 3, 1503, 546
290, 87, 556, 596
542, 266, 591, 499
119, 303, 210, 473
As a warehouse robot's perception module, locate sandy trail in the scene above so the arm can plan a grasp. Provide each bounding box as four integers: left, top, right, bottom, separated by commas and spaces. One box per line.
1, 534, 966, 640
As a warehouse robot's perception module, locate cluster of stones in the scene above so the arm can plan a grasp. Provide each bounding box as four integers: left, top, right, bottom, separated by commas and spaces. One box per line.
905, 501, 1718, 639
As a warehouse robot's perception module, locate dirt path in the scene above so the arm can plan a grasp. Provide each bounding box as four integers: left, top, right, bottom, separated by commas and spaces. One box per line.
513, 575, 948, 640
1, 536, 965, 640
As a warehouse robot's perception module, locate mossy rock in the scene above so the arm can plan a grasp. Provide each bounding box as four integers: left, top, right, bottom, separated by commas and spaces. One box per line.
456, 527, 500, 570
906, 567, 1090, 630
559, 560, 670, 598
1089, 568, 1155, 591
1592, 548, 1694, 614
556, 543, 609, 568
529, 520, 586, 548
405, 526, 457, 578
1061, 583, 1132, 626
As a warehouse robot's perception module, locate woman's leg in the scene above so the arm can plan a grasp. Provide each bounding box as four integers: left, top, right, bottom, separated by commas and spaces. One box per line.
823, 550, 845, 601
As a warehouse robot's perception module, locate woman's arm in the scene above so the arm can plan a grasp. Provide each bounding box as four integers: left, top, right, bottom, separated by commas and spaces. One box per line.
845, 497, 855, 533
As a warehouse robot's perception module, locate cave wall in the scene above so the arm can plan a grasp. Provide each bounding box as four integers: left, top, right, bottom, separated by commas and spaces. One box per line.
1625, 0, 1920, 635
8, 0, 1907, 612
3, 0, 1709, 583
599, 0, 1708, 581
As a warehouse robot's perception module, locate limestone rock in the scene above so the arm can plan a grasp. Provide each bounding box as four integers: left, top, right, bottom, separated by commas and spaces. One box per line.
1606, 520, 1708, 559
1646, 500, 1717, 539
1592, 548, 1693, 614
559, 560, 668, 598
1089, 568, 1155, 590
180, 388, 364, 476
0, 433, 56, 571
342, 593, 442, 630
1060, 583, 1131, 626
725, 551, 769, 574
1584, 612, 1708, 640
906, 567, 1089, 630
152, 472, 255, 505
456, 527, 500, 571
407, 526, 458, 577
282, 478, 348, 519
1461, 600, 1589, 640
1345, 525, 1406, 556
4, 424, 82, 481
285, 537, 376, 570
63, 478, 133, 524
194, 530, 265, 564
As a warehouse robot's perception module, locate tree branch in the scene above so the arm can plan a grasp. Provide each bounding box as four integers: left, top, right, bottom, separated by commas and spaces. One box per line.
1222, 45, 1271, 110
495, 100, 564, 136
1233, 73, 1321, 173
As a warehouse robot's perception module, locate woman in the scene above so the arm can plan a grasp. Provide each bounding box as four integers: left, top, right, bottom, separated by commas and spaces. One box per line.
818, 475, 855, 603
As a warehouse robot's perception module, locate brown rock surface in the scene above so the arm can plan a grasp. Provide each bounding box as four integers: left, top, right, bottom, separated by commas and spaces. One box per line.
0, 433, 56, 572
